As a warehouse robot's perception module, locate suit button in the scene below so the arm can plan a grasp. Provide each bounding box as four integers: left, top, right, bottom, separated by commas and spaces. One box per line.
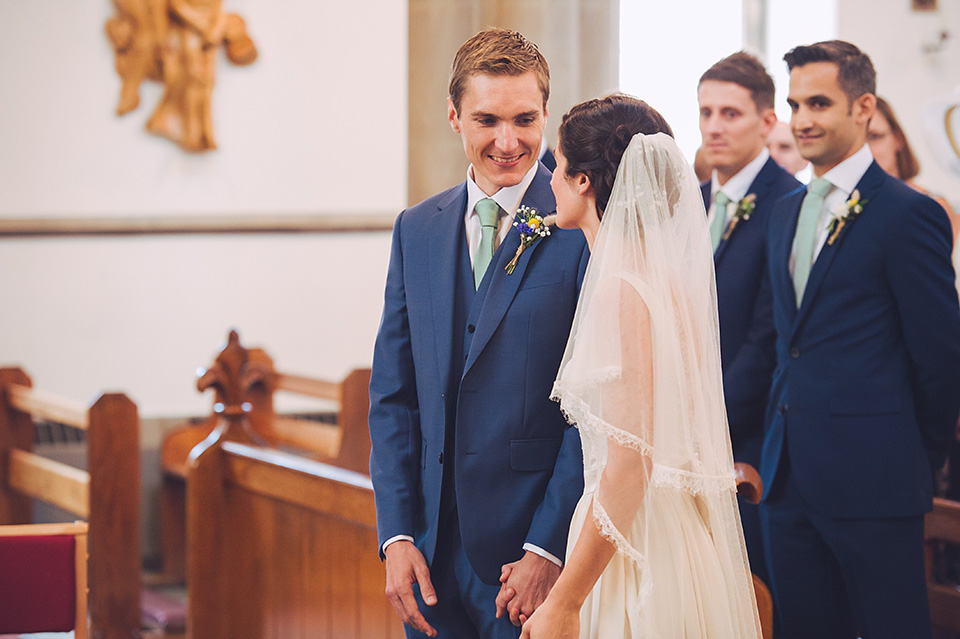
790, 347, 800, 358
438, 452, 443, 464
467, 324, 475, 333
777, 405, 786, 415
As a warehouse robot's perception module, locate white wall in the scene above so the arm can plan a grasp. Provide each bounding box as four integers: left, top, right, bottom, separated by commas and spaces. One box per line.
0, 0, 405, 417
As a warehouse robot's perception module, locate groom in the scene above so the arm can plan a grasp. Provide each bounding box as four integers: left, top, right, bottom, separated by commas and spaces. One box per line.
760, 40, 960, 638
368, 28, 588, 638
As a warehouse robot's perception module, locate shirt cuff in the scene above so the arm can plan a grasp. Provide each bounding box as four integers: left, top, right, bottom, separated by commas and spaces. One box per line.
382, 534, 415, 555
522, 543, 562, 568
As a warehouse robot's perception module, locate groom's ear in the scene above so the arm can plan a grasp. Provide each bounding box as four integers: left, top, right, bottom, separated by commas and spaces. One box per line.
448, 97, 462, 134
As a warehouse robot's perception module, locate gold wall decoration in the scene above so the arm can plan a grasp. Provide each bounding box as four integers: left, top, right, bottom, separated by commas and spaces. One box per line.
106, 0, 257, 152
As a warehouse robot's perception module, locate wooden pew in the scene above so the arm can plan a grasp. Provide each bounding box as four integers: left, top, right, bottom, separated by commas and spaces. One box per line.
156, 330, 372, 583
0, 368, 140, 639
925, 496, 960, 633
735, 461, 774, 639
0, 521, 89, 639
184, 340, 401, 639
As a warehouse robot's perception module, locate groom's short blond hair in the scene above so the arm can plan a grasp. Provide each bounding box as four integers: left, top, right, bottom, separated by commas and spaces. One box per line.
448, 28, 550, 115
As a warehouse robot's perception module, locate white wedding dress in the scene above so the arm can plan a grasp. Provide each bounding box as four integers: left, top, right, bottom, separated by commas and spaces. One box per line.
551, 133, 761, 638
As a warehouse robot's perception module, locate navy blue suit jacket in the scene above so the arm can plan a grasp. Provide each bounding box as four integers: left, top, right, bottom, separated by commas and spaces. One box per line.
762, 161, 960, 518
701, 158, 800, 462
369, 165, 588, 584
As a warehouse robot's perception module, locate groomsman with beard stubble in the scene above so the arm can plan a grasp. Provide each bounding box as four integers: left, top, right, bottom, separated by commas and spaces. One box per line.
697, 51, 800, 589
760, 40, 960, 639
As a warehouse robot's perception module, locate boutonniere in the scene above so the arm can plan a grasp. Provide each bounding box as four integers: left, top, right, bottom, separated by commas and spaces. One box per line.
506, 206, 555, 274
721, 193, 757, 241
826, 189, 867, 245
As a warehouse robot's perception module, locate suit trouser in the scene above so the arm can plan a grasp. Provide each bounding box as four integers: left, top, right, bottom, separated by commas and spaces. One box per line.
407, 507, 522, 639
759, 455, 930, 639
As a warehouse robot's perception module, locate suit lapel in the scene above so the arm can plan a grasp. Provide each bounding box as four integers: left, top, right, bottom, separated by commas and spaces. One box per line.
715, 157, 776, 262
464, 166, 554, 377
792, 162, 886, 335
774, 190, 805, 326
428, 184, 468, 394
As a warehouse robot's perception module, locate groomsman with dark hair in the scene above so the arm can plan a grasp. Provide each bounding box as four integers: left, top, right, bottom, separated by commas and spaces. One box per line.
761, 40, 960, 638
697, 51, 800, 588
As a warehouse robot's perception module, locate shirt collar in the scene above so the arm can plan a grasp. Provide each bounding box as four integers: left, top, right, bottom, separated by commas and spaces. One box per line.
818, 143, 874, 196
710, 147, 769, 204
465, 161, 539, 221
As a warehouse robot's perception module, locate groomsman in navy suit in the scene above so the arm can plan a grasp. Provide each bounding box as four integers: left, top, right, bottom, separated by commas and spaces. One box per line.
760, 40, 960, 639
697, 51, 800, 587
368, 28, 588, 638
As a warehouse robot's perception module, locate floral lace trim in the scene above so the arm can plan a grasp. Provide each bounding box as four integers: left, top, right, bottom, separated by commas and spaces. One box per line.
650, 465, 737, 496
592, 499, 653, 606
551, 384, 655, 458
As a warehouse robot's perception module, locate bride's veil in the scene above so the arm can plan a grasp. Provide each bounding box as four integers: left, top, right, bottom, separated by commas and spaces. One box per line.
552, 132, 760, 635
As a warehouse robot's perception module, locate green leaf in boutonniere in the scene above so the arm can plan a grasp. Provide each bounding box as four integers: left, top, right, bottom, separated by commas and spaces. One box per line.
827, 189, 867, 245
721, 193, 756, 241
505, 206, 555, 274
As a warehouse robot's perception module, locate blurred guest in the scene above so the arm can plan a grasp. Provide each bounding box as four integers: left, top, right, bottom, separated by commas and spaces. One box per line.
869, 96, 958, 239
694, 145, 712, 182
767, 120, 812, 183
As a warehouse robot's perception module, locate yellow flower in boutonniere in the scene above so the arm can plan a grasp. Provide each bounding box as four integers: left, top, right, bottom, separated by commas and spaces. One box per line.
506, 206, 555, 274
721, 193, 757, 241
827, 189, 868, 245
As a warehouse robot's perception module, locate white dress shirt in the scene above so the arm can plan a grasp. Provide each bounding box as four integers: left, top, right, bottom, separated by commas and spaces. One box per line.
708, 148, 770, 229
789, 144, 874, 276
383, 161, 563, 567
464, 162, 539, 265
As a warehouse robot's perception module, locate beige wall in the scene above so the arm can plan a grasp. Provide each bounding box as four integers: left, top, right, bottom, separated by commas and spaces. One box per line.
0, 0, 405, 417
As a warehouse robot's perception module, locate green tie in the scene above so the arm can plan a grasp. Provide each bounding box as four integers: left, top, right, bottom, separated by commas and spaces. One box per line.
474, 198, 500, 289
792, 177, 833, 306
710, 191, 731, 251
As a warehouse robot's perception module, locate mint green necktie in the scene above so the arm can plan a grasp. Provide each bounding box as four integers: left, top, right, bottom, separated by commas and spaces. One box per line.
792, 177, 833, 306
710, 191, 731, 251
474, 198, 500, 289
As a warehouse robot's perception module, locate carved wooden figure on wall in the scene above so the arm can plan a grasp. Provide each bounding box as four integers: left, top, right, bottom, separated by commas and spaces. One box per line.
105, 0, 257, 152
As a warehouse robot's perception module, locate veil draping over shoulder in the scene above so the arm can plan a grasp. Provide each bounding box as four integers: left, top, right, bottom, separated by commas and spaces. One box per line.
551, 133, 761, 637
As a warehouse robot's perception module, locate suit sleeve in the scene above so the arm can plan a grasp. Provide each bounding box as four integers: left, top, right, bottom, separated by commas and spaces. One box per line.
886, 195, 960, 470
523, 241, 591, 559
368, 211, 422, 558
723, 234, 777, 441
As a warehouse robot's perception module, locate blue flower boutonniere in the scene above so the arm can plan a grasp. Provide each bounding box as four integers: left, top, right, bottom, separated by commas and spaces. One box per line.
506, 206, 555, 274
721, 193, 757, 241
827, 189, 867, 245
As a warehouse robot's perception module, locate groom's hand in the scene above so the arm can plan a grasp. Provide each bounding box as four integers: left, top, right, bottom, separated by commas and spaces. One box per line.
384, 540, 438, 637
495, 551, 561, 626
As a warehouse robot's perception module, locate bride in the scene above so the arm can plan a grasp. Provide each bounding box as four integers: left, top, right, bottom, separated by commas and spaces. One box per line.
518, 95, 761, 638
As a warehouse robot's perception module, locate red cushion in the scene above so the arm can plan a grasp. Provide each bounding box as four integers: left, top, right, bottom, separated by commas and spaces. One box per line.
0, 534, 77, 633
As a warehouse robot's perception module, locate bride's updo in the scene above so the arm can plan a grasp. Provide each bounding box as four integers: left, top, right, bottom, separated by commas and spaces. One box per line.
558, 94, 673, 217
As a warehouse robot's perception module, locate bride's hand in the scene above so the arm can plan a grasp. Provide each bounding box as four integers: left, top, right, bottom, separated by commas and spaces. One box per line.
518, 595, 580, 639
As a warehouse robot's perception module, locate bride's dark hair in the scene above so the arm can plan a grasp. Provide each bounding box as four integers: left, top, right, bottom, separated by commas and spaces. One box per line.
558, 94, 673, 216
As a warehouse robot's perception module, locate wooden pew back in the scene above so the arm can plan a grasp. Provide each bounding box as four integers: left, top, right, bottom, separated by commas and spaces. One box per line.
0, 367, 140, 639
157, 331, 371, 584
0, 521, 89, 638
185, 379, 400, 639
926, 496, 960, 632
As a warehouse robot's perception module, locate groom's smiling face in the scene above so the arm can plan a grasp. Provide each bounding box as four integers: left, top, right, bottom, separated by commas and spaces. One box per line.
448, 71, 547, 196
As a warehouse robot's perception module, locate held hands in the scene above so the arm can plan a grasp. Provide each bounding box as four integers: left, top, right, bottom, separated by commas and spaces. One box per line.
495, 551, 561, 626
518, 595, 581, 639
384, 540, 438, 637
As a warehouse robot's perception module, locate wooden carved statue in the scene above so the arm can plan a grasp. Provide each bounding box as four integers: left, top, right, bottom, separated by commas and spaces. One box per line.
105, 0, 257, 152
